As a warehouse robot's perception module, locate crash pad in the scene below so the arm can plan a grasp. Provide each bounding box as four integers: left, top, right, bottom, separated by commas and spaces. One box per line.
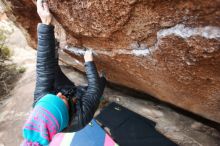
96, 102, 178, 146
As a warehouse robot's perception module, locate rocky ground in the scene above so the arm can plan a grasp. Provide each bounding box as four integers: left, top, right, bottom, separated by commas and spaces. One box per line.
0, 17, 219, 146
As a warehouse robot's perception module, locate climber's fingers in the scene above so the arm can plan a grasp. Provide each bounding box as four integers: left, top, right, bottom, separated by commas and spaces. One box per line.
42, 1, 50, 13
37, 0, 44, 13
36, 0, 52, 25
84, 49, 93, 62
37, 0, 51, 15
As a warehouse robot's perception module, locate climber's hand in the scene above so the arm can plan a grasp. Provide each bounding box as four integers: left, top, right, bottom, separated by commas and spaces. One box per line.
84, 50, 93, 62
37, 0, 52, 25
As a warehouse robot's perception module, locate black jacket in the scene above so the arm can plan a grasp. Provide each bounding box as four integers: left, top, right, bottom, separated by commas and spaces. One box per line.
34, 24, 106, 132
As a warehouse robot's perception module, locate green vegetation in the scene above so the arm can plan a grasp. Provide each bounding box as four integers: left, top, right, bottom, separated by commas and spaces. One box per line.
0, 28, 25, 98
0, 28, 11, 60
16, 66, 26, 73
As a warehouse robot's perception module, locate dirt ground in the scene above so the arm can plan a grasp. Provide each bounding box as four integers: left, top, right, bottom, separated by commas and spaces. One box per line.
0, 19, 219, 146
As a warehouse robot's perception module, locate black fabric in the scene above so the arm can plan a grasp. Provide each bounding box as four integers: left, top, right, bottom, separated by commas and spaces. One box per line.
34, 24, 57, 104
65, 63, 107, 132
96, 102, 178, 146
34, 23, 106, 132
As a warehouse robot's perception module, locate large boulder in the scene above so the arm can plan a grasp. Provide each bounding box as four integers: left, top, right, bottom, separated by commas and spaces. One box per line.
3, 0, 220, 123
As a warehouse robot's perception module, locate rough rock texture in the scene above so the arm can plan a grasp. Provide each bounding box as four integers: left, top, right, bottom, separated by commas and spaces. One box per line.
0, 0, 40, 48
0, 20, 219, 146
2, 0, 220, 123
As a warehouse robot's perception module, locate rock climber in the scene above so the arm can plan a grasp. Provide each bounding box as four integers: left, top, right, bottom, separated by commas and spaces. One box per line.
21, 0, 106, 145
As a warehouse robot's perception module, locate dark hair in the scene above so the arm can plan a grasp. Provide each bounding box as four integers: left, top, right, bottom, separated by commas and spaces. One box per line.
55, 85, 76, 100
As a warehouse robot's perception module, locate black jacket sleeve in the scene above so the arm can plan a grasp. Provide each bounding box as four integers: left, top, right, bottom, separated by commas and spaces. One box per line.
33, 24, 58, 107
65, 61, 106, 132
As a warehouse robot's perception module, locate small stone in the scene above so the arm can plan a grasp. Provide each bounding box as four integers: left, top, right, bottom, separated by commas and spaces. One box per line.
116, 98, 120, 102
191, 122, 202, 129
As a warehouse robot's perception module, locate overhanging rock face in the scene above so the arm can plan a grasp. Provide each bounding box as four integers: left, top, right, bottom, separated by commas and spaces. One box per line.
4, 0, 220, 123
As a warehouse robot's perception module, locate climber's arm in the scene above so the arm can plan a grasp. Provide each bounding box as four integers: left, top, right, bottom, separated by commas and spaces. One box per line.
65, 50, 106, 132
33, 0, 57, 106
